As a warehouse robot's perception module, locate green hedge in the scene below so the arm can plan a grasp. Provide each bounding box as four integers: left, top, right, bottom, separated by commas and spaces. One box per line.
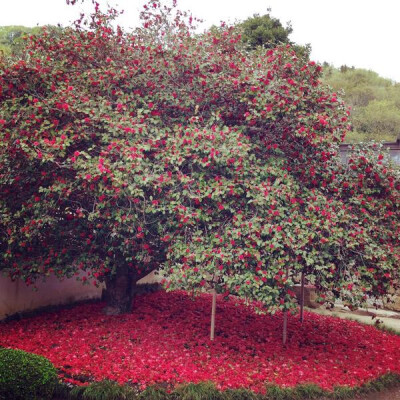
0, 348, 58, 400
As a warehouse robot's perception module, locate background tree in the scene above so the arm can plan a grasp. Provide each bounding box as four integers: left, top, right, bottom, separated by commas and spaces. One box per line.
240, 12, 291, 49
237, 12, 310, 58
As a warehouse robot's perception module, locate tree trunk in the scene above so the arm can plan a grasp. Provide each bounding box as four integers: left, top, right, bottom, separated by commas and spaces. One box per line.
103, 267, 136, 315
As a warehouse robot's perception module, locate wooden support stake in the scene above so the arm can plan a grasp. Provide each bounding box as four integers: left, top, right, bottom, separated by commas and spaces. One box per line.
300, 271, 305, 323
210, 289, 217, 341
283, 309, 288, 345
282, 265, 290, 345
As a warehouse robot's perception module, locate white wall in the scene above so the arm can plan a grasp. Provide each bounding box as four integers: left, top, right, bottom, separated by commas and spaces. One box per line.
0, 274, 103, 320
0, 270, 162, 320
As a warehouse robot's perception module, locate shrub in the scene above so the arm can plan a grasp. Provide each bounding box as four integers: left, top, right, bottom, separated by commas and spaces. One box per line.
0, 347, 58, 400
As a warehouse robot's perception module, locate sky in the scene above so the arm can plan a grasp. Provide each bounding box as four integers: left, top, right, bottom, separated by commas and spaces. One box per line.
1, 0, 399, 82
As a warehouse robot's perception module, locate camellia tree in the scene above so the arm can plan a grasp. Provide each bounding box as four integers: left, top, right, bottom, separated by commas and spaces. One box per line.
1, 0, 399, 321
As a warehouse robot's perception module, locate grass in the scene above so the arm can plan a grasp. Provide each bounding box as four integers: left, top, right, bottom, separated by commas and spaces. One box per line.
172, 382, 224, 399
69, 380, 138, 400
55, 373, 400, 400
375, 323, 400, 336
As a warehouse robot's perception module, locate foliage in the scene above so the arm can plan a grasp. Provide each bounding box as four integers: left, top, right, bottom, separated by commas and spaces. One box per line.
0, 25, 43, 56
0, 0, 399, 315
1, 291, 400, 392
352, 100, 400, 140
238, 13, 291, 50
0, 347, 58, 400
237, 13, 310, 58
0, 3, 176, 312
309, 143, 400, 308
158, 68, 400, 310
322, 65, 400, 142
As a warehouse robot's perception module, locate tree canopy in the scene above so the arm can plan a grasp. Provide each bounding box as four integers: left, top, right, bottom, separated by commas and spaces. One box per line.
239, 13, 292, 49
237, 13, 310, 58
0, 0, 399, 316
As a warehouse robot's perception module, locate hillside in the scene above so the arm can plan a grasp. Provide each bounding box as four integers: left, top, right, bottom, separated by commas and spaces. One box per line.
322, 65, 400, 143
0, 25, 41, 56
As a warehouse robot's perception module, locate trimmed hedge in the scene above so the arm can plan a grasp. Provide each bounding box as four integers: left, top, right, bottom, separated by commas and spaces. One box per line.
0, 348, 58, 400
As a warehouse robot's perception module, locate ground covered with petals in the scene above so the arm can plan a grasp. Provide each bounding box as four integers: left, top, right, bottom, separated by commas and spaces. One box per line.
1, 291, 399, 393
